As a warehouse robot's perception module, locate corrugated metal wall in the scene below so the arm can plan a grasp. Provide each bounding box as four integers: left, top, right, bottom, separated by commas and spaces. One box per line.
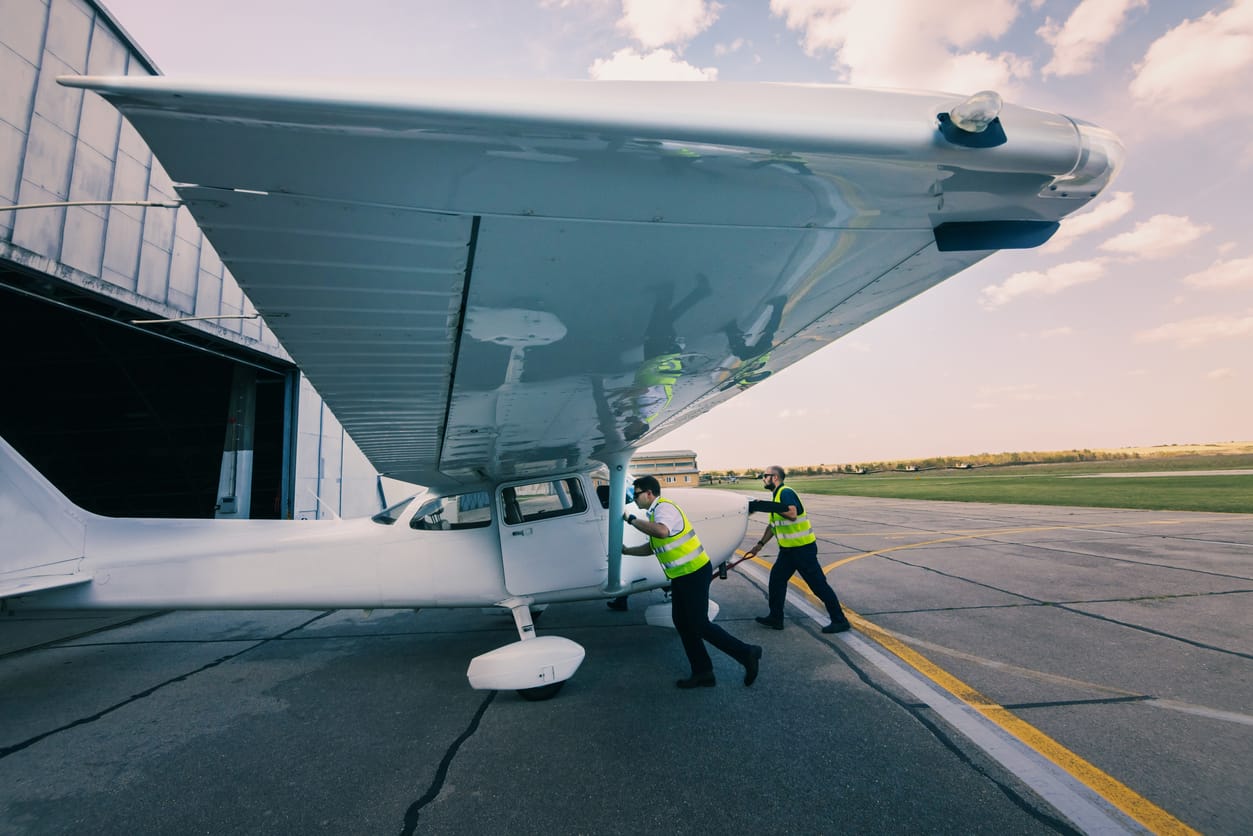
0, 0, 283, 352
0, 0, 384, 518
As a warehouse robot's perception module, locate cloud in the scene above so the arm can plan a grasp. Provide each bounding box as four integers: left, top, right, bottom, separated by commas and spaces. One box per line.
769, 0, 1031, 93
974, 383, 1074, 403
1040, 326, 1074, 338
1182, 256, 1253, 289
1041, 190, 1134, 253
979, 260, 1107, 310
1039, 0, 1147, 77
1206, 367, 1234, 380
1135, 312, 1253, 347
714, 37, 747, 56
589, 47, 718, 80
1099, 214, 1211, 260
540, 0, 615, 7
619, 0, 722, 49
1129, 0, 1253, 126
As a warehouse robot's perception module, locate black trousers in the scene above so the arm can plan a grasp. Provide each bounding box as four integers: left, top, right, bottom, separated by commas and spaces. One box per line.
670, 561, 753, 675
767, 542, 848, 623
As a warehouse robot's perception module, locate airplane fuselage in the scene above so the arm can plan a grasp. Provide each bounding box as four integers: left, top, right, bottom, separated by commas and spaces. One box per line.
12, 475, 749, 612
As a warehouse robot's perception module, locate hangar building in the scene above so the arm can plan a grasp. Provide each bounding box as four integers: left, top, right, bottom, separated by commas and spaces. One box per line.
1, 0, 381, 520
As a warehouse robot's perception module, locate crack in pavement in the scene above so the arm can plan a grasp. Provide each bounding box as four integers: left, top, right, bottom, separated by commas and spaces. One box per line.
399, 689, 497, 836
0, 610, 332, 760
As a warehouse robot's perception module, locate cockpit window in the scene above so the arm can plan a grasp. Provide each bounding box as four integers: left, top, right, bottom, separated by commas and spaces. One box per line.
501, 478, 587, 525
410, 491, 492, 531
371, 497, 414, 525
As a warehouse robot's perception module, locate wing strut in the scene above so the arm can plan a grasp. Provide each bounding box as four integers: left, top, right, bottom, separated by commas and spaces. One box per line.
602, 451, 632, 596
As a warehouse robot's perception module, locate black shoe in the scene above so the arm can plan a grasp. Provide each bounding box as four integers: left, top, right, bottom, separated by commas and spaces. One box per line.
676, 672, 716, 689
755, 616, 784, 630
743, 645, 763, 686
606, 597, 629, 612
822, 619, 851, 634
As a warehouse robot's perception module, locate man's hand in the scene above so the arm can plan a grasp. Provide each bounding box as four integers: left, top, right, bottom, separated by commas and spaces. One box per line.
746, 530, 771, 556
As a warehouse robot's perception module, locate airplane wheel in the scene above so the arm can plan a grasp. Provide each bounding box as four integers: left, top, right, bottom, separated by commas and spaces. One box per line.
516, 681, 564, 701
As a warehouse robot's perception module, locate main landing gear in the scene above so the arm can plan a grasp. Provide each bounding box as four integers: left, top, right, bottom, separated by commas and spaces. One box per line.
516, 681, 565, 701
466, 601, 585, 701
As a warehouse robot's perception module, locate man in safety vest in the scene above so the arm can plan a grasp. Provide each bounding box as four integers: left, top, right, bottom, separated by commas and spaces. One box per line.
622, 475, 763, 688
745, 466, 852, 634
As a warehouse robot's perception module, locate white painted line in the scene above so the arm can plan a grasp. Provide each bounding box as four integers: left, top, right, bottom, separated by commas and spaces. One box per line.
1147, 699, 1253, 727
738, 562, 1148, 835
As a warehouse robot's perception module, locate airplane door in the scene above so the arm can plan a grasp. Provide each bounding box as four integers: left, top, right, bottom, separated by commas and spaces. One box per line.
499, 476, 606, 596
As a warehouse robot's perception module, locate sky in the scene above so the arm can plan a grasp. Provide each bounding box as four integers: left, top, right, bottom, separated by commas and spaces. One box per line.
100, 0, 1253, 470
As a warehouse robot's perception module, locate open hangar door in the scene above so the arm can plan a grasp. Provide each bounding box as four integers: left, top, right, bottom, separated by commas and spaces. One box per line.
0, 275, 295, 519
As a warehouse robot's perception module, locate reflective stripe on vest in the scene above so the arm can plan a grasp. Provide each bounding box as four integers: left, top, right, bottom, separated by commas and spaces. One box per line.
647, 498, 709, 579
769, 485, 816, 546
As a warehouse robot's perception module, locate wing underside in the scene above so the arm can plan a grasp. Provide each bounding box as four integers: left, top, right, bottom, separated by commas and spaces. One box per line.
59, 78, 1122, 487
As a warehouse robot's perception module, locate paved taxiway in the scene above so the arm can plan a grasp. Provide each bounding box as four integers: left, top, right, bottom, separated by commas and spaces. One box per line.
1, 496, 1249, 834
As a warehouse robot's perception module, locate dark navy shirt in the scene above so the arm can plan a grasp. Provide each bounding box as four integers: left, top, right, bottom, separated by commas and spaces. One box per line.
776, 486, 804, 515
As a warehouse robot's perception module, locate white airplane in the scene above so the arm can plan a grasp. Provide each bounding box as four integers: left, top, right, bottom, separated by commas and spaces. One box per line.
0, 79, 1122, 699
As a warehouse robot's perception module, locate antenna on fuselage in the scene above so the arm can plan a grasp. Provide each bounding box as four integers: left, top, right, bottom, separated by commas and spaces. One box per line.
304, 488, 341, 521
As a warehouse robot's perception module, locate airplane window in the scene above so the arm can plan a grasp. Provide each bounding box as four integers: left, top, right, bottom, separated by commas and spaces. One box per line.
594, 483, 633, 509
372, 497, 414, 525
410, 492, 492, 531
501, 478, 587, 525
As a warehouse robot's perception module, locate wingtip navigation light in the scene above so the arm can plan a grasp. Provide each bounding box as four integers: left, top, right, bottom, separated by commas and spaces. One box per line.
949, 90, 1003, 133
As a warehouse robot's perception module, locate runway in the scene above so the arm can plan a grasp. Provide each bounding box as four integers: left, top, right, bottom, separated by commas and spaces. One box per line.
1, 496, 1249, 834
1063, 470, 1253, 478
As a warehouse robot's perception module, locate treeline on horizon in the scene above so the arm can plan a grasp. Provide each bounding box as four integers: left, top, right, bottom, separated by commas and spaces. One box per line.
706, 448, 1138, 477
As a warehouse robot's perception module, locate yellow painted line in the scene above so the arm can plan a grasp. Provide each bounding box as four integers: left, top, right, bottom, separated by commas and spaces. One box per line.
846, 611, 1198, 835
735, 535, 1201, 834
820, 526, 1076, 574
811, 519, 1188, 576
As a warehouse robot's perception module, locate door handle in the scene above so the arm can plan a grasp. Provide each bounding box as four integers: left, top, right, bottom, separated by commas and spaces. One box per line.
511, 527, 533, 536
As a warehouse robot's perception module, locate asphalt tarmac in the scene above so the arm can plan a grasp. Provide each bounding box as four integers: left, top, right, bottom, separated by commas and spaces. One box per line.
1, 496, 1249, 835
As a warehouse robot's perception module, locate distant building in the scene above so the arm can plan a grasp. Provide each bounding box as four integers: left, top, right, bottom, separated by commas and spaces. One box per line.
632, 449, 700, 487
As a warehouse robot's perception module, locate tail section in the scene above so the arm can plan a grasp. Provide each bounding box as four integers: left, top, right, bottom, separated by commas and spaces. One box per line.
0, 435, 93, 598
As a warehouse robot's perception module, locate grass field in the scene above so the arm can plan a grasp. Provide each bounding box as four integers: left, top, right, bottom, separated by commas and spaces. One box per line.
713, 454, 1253, 514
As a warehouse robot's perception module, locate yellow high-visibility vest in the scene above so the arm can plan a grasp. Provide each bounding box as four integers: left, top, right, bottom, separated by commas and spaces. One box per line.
636, 354, 682, 423
647, 498, 709, 579
769, 486, 816, 547
638, 354, 682, 386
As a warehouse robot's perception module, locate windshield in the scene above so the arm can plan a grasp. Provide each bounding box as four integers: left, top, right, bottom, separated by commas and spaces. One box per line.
411, 491, 492, 530
371, 496, 414, 525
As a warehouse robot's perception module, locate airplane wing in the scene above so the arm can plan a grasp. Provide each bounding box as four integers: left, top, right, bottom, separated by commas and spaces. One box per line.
59, 77, 1122, 488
